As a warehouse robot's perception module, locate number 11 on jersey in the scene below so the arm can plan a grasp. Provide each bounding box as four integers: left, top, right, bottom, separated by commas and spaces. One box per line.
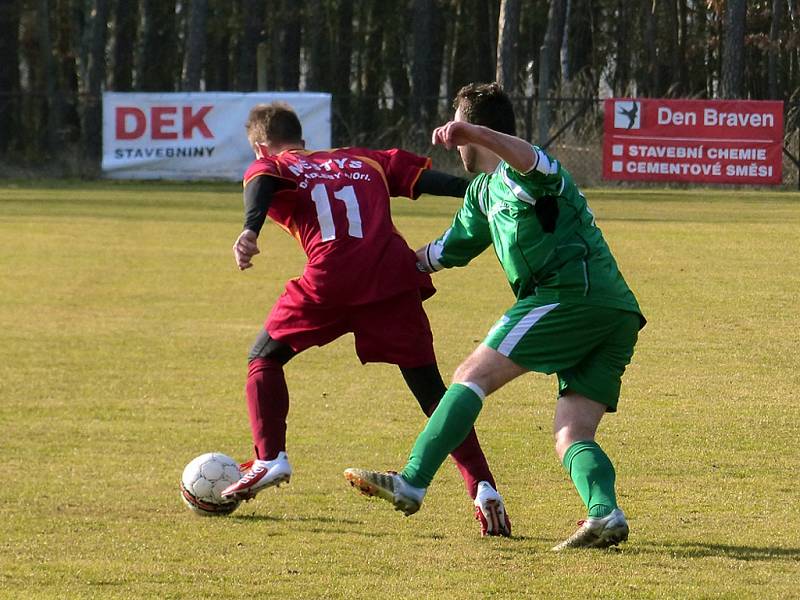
310, 183, 363, 241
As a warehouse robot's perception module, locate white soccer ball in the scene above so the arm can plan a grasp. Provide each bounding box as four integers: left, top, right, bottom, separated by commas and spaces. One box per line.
180, 452, 242, 516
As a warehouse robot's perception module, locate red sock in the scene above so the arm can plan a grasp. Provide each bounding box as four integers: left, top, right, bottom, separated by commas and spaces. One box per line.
423, 401, 496, 500
449, 428, 496, 500
246, 357, 289, 461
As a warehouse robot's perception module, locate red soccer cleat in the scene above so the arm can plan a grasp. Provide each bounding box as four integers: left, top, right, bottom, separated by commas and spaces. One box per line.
474, 481, 512, 537
221, 452, 292, 501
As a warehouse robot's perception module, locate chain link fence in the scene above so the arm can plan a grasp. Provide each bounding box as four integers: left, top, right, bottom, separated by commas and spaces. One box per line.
333, 95, 800, 190
1, 92, 799, 189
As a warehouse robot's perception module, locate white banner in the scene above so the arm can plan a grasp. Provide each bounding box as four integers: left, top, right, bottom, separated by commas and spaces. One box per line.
102, 92, 331, 180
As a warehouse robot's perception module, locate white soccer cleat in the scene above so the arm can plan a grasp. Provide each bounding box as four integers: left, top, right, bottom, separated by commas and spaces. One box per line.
473, 481, 512, 537
343, 468, 426, 516
221, 451, 292, 501
551, 508, 629, 551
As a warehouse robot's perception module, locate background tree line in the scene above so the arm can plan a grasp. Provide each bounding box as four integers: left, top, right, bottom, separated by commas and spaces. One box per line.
0, 0, 799, 174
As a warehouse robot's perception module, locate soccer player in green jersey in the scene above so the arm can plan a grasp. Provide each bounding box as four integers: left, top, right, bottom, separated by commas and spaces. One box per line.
345, 82, 646, 550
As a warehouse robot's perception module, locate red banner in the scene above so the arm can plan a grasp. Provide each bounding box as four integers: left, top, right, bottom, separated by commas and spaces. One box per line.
602, 98, 783, 184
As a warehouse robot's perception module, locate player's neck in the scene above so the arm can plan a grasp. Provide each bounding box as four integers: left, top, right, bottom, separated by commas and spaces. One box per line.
477, 153, 501, 174
255, 141, 305, 158
272, 143, 305, 154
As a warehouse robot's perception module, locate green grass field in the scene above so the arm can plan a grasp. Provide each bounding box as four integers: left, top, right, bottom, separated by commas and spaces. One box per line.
1, 181, 799, 599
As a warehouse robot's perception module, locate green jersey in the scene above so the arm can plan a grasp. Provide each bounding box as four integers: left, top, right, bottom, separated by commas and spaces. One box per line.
421, 146, 644, 321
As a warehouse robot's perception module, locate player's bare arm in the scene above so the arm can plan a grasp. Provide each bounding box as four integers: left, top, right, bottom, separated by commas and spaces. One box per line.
432, 121, 536, 174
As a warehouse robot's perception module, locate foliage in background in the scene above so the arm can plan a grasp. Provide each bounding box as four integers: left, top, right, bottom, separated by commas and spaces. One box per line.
1, 0, 799, 168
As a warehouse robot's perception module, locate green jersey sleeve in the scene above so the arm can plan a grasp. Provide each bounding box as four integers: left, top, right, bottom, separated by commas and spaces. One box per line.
503, 145, 564, 196
418, 174, 492, 272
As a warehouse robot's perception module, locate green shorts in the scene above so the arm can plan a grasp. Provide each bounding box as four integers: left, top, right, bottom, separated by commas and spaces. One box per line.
484, 300, 640, 411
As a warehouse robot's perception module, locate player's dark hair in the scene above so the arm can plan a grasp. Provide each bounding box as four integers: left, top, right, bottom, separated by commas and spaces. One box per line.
453, 82, 516, 136
246, 102, 303, 146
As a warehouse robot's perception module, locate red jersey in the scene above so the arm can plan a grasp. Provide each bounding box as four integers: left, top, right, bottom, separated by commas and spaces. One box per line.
243, 147, 435, 306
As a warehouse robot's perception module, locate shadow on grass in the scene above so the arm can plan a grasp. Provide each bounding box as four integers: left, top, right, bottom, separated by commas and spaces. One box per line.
230, 514, 364, 526
229, 513, 397, 538
638, 541, 800, 561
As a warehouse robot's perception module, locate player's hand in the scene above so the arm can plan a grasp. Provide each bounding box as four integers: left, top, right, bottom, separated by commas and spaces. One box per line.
415, 245, 436, 273
431, 121, 476, 149
233, 229, 260, 270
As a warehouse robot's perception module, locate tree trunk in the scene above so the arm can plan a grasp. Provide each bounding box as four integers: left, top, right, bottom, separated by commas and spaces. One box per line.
279, 0, 301, 90
639, 0, 657, 96
384, 1, 410, 118
136, 0, 177, 91
0, 0, 20, 153
411, 0, 437, 123
236, 0, 262, 91
678, 0, 688, 95
55, 0, 80, 144
38, 0, 62, 148
423, 0, 446, 122
450, 0, 490, 98
496, 0, 520, 93
613, 0, 630, 96
182, 0, 208, 91
560, 0, 570, 82
515, 3, 543, 98
111, 0, 136, 91
81, 0, 109, 161
564, 0, 593, 86
663, 0, 680, 95
768, 0, 784, 99
537, 0, 566, 142
304, 0, 329, 92
360, 1, 385, 140
790, 0, 800, 100
449, 0, 471, 94
204, 1, 231, 91
475, 0, 496, 83
332, 0, 353, 144
720, 0, 746, 98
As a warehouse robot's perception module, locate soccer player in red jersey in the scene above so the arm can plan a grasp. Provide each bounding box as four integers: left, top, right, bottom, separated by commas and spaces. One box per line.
220, 102, 510, 536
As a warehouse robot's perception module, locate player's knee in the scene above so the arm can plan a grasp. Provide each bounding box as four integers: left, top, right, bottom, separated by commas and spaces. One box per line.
247, 331, 296, 365
451, 359, 501, 395
553, 421, 596, 461
452, 353, 487, 385
553, 427, 578, 461
452, 345, 525, 394
399, 364, 447, 416
451, 361, 473, 384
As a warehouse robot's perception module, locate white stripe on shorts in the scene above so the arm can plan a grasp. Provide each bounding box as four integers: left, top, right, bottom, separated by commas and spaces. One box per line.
496, 302, 560, 356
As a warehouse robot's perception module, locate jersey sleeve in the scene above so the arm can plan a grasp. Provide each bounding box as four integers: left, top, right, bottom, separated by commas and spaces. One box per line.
242, 174, 277, 234
242, 157, 297, 189
418, 175, 492, 272
365, 148, 432, 199
502, 145, 564, 198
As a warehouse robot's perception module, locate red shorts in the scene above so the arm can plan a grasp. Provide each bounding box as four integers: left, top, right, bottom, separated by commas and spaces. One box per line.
265, 286, 436, 368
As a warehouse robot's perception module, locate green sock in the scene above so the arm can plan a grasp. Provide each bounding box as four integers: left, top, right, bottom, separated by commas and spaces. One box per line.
562, 440, 618, 518
401, 383, 484, 489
